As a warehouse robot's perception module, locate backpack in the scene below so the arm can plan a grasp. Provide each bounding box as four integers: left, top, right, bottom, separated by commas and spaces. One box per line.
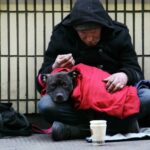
0, 103, 32, 138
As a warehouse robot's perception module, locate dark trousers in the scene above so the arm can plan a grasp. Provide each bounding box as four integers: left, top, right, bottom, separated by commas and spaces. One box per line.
38, 94, 144, 134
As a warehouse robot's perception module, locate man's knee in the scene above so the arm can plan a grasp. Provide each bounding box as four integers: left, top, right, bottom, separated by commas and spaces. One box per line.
138, 88, 150, 116
138, 88, 150, 103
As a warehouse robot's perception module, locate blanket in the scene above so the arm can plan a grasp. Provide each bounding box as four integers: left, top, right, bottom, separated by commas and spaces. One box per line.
71, 64, 140, 119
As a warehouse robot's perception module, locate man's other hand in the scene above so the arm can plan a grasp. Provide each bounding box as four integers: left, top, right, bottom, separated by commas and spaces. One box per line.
103, 72, 128, 93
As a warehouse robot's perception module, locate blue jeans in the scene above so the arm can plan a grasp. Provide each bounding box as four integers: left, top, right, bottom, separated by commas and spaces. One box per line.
38, 80, 150, 133
136, 80, 150, 118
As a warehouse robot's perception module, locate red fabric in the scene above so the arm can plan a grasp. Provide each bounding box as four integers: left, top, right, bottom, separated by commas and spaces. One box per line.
71, 64, 140, 119
39, 63, 140, 119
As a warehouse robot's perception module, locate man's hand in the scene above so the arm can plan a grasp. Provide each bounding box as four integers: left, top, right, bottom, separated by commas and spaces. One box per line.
103, 72, 128, 93
52, 53, 75, 70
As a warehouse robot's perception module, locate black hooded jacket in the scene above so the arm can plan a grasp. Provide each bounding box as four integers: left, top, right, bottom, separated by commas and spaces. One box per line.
36, 0, 144, 92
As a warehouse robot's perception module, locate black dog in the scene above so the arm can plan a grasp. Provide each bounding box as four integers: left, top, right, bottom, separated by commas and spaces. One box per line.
42, 70, 79, 103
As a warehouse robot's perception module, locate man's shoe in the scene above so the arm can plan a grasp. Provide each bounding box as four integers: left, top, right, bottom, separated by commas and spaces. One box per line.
51, 121, 90, 141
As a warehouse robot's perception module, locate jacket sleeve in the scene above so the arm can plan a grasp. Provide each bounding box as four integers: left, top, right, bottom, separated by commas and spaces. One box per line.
118, 28, 144, 85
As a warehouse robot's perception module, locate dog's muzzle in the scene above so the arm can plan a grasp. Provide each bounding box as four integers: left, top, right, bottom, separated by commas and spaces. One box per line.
55, 93, 67, 103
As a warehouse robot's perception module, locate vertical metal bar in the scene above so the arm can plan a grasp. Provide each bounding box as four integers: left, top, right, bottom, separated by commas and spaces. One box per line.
106, 0, 108, 12
115, 0, 117, 21
52, 0, 55, 29
70, 0, 73, 10
43, 0, 46, 52
7, 0, 10, 103
132, 0, 135, 49
0, 4, 1, 102
31, 0, 37, 113
25, 0, 29, 113
34, 0, 37, 113
61, 0, 64, 21
124, 0, 127, 25
141, 0, 145, 73
16, 0, 20, 112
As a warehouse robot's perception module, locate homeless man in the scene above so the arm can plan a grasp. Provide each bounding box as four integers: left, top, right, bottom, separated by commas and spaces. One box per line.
36, 0, 150, 141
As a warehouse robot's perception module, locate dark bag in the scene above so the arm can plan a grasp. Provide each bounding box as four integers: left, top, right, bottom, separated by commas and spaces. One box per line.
0, 103, 32, 137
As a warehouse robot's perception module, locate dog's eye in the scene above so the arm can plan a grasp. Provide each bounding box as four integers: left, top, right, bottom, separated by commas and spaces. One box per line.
50, 83, 57, 89
62, 82, 68, 88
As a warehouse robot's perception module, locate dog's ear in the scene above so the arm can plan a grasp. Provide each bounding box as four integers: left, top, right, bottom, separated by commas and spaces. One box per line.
68, 70, 79, 79
41, 74, 49, 83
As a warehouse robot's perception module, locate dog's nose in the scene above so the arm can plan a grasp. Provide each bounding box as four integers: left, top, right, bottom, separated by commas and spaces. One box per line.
56, 93, 64, 102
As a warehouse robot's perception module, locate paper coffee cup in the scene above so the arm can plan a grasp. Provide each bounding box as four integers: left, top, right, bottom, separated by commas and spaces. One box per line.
90, 120, 107, 146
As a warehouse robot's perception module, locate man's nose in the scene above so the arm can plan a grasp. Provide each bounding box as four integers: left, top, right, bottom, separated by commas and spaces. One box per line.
86, 36, 93, 42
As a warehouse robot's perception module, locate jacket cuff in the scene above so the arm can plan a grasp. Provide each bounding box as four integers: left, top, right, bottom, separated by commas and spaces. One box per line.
119, 68, 133, 85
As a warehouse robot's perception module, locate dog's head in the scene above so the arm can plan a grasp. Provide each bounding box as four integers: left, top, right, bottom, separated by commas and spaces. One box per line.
42, 70, 79, 103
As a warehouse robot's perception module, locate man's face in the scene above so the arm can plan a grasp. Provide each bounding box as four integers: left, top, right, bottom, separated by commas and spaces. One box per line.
77, 27, 102, 46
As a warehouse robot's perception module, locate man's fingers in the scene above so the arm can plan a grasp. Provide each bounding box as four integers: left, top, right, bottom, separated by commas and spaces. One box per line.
55, 54, 75, 69
58, 54, 72, 64
103, 72, 128, 93
105, 78, 124, 93
110, 83, 124, 93
107, 81, 115, 92
103, 77, 114, 89
53, 53, 74, 69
